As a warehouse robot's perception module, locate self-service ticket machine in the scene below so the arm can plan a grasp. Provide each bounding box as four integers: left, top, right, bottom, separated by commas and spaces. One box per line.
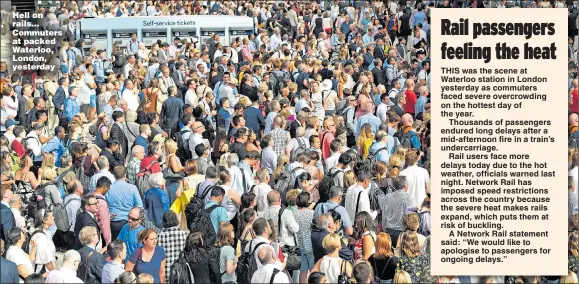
229, 29, 253, 46
142, 30, 168, 47
201, 29, 226, 47
111, 30, 135, 51
80, 30, 107, 54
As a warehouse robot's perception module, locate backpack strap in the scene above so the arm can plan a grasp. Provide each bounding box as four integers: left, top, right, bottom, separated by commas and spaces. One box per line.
277, 207, 285, 243
84, 251, 95, 282
240, 168, 248, 193
372, 146, 389, 157
251, 241, 267, 257
269, 268, 281, 284
206, 204, 219, 213
354, 190, 363, 216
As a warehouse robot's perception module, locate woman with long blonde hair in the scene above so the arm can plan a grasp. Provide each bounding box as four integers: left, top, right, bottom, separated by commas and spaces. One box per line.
356, 123, 374, 159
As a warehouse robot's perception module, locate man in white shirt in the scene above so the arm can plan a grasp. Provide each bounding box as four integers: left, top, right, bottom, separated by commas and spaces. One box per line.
376, 93, 392, 124
254, 169, 273, 216
188, 121, 207, 160
251, 245, 291, 283
45, 250, 83, 283
88, 156, 116, 194
263, 191, 299, 246
121, 79, 139, 112
269, 27, 283, 51
324, 140, 343, 171
245, 218, 280, 270
123, 55, 136, 79
400, 151, 430, 208
345, 162, 377, 221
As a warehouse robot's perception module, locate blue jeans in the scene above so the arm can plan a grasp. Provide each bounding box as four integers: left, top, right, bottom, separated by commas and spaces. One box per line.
166, 181, 180, 205
300, 251, 315, 271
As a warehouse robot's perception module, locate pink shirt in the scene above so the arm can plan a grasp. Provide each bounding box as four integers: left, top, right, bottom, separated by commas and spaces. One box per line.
94, 192, 112, 245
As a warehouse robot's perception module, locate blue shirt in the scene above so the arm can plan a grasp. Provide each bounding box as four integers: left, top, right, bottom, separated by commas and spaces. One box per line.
0, 257, 18, 284
144, 187, 170, 228
368, 141, 394, 164
205, 200, 228, 233
129, 245, 166, 284
415, 96, 427, 115
313, 201, 353, 235
134, 135, 149, 154
42, 136, 65, 167
64, 96, 80, 121
106, 180, 143, 222
216, 108, 232, 131
355, 114, 381, 138
412, 11, 426, 28
117, 224, 144, 262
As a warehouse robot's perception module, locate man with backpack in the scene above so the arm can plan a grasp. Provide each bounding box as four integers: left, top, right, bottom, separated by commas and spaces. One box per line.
340, 96, 357, 147
203, 186, 228, 237
368, 130, 395, 164
24, 124, 44, 174
398, 113, 421, 150
313, 186, 354, 236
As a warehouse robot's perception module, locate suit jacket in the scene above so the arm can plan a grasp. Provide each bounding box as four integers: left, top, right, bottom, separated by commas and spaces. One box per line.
99, 149, 124, 169
392, 104, 404, 117
243, 106, 265, 135
74, 211, 100, 250
396, 44, 408, 62
77, 246, 106, 284
374, 45, 386, 62
0, 203, 15, 243
372, 67, 385, 86
53, 86, 66, 110
160, 96, 184, 132
110, 123, 128, 160
158, 49, 169, 64
17, 96, 29, 125
0, 257, 18, 283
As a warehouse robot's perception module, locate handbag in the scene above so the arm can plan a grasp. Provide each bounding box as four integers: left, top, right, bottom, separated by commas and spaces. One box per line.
337, 259, 352, 284
278, 207, 301, 271
163, 154, 185, 180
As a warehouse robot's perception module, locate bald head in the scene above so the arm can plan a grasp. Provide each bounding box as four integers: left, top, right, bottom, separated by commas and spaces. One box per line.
570, 113, 578, 126
257, 245, 275, 265
402, 113, 414, 126
267, 190, 281, 205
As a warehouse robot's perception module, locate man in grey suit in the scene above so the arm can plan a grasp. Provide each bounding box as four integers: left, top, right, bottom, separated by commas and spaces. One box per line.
194, 143, 214, 175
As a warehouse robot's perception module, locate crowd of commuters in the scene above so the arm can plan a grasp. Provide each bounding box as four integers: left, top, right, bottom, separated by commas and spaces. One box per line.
0, 0, 578, 283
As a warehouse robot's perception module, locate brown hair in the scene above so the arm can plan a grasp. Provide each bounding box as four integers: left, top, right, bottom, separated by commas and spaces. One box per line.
404, 213, 420, 231
374, 232, 394, 259
569, 231, 578, 258
400, 231, 421, 258
138, 228, 157, 243
184, 159, 199, 176
405, 151, 419, 166
219, 223, 235, 247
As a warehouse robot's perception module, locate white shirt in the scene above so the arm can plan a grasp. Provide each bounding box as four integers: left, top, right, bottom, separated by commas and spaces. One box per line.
31, 228, 56, 272
400, 165, 430, 208
345, 184, 377, 221
324, 152, 340, 172
123, 63, 134, 78
11, 207, 26, 232
122, 89, 139, 112
262, 205, 300, 246
570, 166, 578, 199
244, 236, 276, 270
25, 132, 42, 159
45, 266, 83, 283
269, 34, 282, 50
253, 183, 272, 216
376, 102, 389, 124
188, 133, 206, 160
251, 263, 291, 284
184, 89, 198, 107
6, 246, 33, 283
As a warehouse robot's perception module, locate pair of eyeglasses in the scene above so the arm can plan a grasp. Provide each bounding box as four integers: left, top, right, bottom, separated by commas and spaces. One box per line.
129, 217, 141, 221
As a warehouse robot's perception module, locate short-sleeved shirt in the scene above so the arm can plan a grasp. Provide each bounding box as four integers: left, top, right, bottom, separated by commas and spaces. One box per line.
313, 201, 353, 234
205, 200, 228, 233
129, 245, 166, 284
220, 245, 237, 283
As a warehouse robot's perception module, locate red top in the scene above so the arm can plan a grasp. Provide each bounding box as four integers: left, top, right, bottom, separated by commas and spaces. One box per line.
140, 156, 161, 173
320, 130, 335, 161
404, 89, 417, 114
11, 140, 25, 157
571, 88, 578, 114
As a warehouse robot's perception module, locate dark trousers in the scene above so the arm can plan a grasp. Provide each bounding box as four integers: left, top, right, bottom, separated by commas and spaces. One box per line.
111, 220, 128, 241
385, 228, 403, 248
53, 230, 75, 250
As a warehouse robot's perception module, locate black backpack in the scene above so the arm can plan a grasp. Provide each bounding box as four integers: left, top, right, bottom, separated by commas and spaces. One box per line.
26, 183, 50, 221
318, 168, 343, 203
340, 107, 354, 135
274, 167, 302, 205
237, 242, 267, 284
169, 252, 195, 284
184, 186, 218, 247
396, 129, 418, 150
176, 129, 192, 164
290, 138, 308, 162
114, 53, 127, 68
